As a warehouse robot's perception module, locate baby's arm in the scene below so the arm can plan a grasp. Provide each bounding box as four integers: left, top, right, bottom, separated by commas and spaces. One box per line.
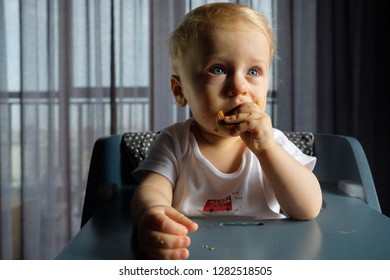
131, 172, 198, 259
256, 143, 322, 220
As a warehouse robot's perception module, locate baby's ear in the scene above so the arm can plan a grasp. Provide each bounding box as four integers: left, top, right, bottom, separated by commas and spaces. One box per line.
171, 75, 187, 107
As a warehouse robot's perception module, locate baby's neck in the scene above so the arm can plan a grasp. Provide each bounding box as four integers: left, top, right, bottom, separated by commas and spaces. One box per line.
191, 123, 246, 173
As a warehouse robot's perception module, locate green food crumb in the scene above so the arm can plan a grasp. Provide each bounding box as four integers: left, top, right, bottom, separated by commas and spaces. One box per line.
202, 245, 215, 251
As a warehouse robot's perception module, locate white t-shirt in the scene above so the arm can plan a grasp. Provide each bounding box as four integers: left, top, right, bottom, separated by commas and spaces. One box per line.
132, 119, 316, 219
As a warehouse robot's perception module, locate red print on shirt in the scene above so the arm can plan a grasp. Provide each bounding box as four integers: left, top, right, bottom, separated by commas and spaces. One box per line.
203, 195, 232, 212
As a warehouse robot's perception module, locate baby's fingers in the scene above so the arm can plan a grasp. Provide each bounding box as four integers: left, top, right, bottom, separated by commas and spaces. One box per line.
145, 209, 197, 235
165, 207, 198, 232
138, 229, 192, 260
145, 230, 191, 250
141, 242, 190, 260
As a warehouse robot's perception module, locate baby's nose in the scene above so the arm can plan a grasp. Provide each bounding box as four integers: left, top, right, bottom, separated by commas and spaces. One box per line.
227, 74, 248, 96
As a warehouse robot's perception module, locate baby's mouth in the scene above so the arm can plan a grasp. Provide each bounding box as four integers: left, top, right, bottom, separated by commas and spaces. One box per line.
218, 104, 242, 119
216, 104, 242, 127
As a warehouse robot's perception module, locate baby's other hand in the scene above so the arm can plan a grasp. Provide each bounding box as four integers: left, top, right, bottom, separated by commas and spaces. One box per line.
136, 205, 198, 260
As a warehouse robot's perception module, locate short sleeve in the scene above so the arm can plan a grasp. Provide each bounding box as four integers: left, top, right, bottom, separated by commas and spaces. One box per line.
273, 129, 317, 171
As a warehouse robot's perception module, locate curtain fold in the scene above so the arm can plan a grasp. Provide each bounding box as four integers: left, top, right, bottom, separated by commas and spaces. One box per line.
109, 0, 116, 135
150, 0, 187, 131
0, 0, 12, 259
276, 0, 317, 132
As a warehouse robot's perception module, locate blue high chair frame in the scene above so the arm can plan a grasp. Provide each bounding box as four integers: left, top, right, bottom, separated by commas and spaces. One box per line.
80, 132, 381, 228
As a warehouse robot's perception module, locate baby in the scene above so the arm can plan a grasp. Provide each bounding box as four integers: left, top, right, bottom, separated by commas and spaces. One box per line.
131, 2, 322, 260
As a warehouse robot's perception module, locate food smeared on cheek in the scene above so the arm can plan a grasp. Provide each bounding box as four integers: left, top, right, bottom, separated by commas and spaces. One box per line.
260, 96, 267, 111
215, 110, 229, 132
215, 111, 225, 131
217, 110, 225, 121
254, 96, 266, 111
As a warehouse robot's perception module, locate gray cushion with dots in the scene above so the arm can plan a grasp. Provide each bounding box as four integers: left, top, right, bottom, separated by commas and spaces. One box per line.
123, 132, 159, 169
284, 132, 315, 156
122, 131, 314, 169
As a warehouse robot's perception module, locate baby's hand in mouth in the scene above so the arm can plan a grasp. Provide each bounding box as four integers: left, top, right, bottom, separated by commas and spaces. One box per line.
215, 104, 243, 134
215, 100, 264, 136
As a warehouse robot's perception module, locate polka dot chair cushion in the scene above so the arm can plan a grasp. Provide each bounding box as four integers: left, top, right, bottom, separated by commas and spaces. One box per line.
284, 132, 315, 156
122, 131, 315, 169
123, 132, 159, 169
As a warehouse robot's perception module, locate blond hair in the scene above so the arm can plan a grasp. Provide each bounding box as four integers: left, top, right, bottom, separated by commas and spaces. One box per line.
169, 2, 274, 74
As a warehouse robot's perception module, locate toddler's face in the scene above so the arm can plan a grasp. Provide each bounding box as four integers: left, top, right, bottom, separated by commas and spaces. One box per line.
175, 22, 271, 135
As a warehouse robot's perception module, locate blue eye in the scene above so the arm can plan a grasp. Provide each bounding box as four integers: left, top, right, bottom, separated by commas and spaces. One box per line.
247, 69, 259, 76
209, 67, 225, 75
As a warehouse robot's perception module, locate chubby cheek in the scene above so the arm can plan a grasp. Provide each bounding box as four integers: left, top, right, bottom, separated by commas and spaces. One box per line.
198, 105, 218, 123
192, 104, 220, 130
189, 85, 221, 115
